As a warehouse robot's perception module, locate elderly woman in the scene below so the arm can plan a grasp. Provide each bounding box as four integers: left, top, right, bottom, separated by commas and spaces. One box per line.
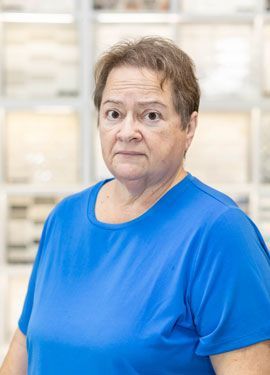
1, 37, 270, 375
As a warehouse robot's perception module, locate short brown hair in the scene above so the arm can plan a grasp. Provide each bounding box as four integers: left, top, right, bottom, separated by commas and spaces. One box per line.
93, 36, 200, 129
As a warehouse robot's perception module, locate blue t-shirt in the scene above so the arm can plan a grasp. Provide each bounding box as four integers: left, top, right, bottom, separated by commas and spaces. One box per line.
19, 172, 270, 374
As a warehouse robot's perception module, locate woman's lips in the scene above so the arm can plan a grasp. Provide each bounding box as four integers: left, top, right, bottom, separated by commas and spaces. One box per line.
116, 151, 144, 155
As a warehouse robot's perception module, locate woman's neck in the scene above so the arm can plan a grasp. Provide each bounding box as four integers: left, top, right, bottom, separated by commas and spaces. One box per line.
112, 167, 188, 211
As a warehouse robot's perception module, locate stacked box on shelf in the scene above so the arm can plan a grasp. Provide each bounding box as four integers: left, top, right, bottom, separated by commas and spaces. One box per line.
263, 25, 270, 97
0, 0, 76, 12
94, 23, 173, 59
177, 24, 254, 99
180, 0, 256, 13
258, 193, 270, 249
93, 0, 169, 11
261, 114, 270, 183
185, 113, 250, 184
3, 23, 79, 98
7, 195, 62, 263
5, 111, 80, 184
233, 194, 250, 214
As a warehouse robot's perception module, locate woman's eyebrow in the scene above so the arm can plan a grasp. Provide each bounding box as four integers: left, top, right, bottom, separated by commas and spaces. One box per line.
137, 101, 167, 108
102, 99, 122, 106
102, 99, 167, 109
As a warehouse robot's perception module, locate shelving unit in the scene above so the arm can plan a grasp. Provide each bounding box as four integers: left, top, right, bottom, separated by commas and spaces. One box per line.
0, 0, 270, 361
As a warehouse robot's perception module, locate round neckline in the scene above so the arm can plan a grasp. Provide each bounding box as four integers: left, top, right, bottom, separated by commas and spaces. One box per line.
87, 172, 193, 230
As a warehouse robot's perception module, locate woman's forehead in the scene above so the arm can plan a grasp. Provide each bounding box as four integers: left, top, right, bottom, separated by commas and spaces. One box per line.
103, 66, 172, 102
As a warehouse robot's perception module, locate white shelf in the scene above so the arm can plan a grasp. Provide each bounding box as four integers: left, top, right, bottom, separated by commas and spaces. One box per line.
94, 12, 181, 23
0, 183, 89, 195
172, 13, 257, 24
0, 98, 82, 109
259, 184, 270, 192
0, 12, 79, 23
0, 10, 262, 25
210, 183, 253, 193
93, 11, 259, 24
200, 99, 262, 111
1, 263, 32, 276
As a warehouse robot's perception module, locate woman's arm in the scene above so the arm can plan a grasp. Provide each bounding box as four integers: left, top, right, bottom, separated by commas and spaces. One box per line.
210, 340, 270, 375
0, 328, 27, 374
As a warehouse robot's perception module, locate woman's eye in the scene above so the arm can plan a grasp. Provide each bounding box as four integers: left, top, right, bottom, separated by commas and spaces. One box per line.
107, 110, 120, 120
145, 112, 161, 121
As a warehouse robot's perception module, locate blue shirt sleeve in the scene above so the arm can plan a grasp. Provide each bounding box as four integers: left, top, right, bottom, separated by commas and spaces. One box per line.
189, 207, 270, 356
18, 215, 51, 336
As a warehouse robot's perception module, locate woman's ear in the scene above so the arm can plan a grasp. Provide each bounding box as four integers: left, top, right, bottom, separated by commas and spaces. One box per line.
185, 111, 198, 151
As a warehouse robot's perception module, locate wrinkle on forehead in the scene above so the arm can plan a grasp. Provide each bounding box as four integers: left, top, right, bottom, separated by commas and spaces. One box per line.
108, 77, 163, 89
104, 81, 169, 100
112, 81, 160, 88
108, 84, 164, 96
102, 66, 172, 105
105, 66, 167, 91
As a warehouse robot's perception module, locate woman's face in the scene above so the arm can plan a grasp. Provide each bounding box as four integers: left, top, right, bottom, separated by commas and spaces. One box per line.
98, 65, 197, 186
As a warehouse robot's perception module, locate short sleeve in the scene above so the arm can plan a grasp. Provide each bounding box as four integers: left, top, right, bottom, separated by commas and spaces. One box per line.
18, 215, 51, 335
189, 207, 270, 356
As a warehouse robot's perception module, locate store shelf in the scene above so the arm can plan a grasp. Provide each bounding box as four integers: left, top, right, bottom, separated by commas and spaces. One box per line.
0, 0, 77, 13
0, 12, 78, 23
0, 98, 82, 109
93, 12, 179, 23
200, 99, 261, 111
0, 184, 87, 195
93, 11, 259, 24
1, 263, 32, 276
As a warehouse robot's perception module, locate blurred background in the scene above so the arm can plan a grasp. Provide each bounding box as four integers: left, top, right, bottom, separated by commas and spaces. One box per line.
0, 0, 270, 361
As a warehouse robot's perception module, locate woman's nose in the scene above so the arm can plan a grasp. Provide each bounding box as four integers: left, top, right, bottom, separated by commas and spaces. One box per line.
116, 115, 142, 142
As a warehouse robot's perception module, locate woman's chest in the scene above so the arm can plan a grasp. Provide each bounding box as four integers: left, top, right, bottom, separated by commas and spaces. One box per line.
26, 227, 214, 373
33, 224, 196, 331
28, 259, 196, 373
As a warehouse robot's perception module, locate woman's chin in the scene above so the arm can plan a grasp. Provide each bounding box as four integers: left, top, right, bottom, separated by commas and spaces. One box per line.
109, 166, 147, 182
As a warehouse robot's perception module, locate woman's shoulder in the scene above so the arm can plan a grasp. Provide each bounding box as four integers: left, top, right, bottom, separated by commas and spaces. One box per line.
45, 180, 106, 224
182, 174, 267, 251
188, 174, 238, 210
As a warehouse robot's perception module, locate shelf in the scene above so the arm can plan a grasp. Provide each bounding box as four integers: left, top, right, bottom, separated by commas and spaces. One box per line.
93, 12, 180, 23
177, 13, 256, 24
0, 98, 82, 110
0, 12, 78, 23
199, 99, 266, 112
208, 183, 253, 194
0, 11, 266, 25
259, 184, 270, 192
1, 263, 32, 275
93, 11, 257, 24
0, 184, 89, 195
262, 12, 270, 22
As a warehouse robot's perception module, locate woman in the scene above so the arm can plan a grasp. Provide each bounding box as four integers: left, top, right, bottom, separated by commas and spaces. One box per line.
1, 37, 270, 374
